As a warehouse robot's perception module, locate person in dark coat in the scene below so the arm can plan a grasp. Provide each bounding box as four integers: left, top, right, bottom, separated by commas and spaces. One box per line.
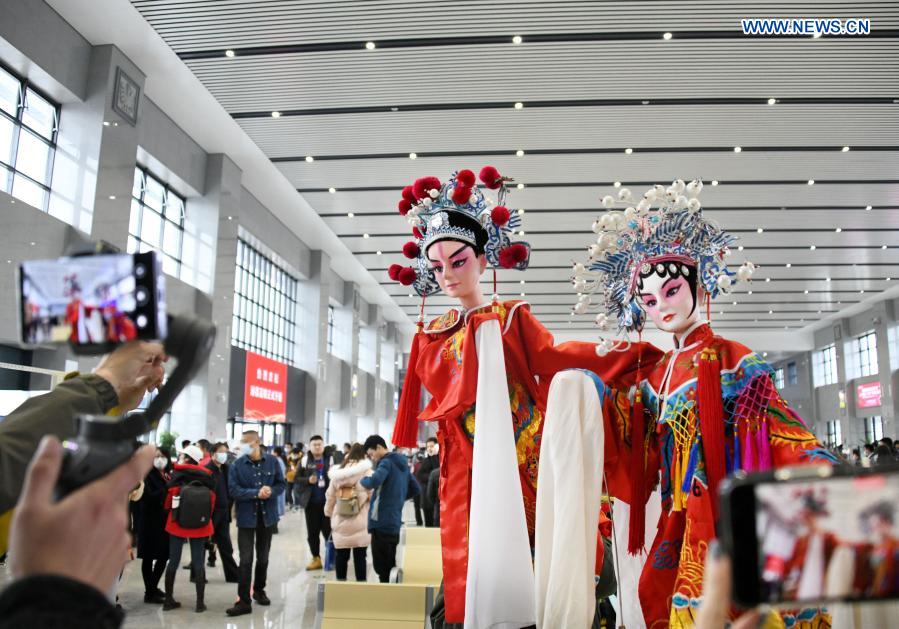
416, 438, 440, 527
205, 442, 239, 582
136, 446, 172, 603
428, 466, 441, 528
295, 435, 333, 570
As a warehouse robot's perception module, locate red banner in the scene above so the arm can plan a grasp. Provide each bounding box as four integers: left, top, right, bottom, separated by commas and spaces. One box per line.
856, 382, 882, 409
244, 351, 287, 422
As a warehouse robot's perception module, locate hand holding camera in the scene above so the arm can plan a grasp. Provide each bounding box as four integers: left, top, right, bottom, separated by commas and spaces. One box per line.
94, 341, 167, 412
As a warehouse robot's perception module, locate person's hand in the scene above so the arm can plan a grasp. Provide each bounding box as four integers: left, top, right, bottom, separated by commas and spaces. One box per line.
8, 436, 155, 594
258, 486, 272, 499
94, 341, 167, 412
695, 540, 765, 629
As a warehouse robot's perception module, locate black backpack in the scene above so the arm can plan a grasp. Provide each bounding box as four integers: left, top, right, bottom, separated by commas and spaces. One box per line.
175, 481, 212, 529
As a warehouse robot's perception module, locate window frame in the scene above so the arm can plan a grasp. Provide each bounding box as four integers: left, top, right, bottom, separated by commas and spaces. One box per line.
128, 166, 186, 277
856, 331, 878, 378
786, 361, 798, 386
0, 64, 60, 211
864, 416, 883, 443
812, 344, 838, 387
231, 237, 299, 367
774, 367, 785, 390
825, 420, 842, 448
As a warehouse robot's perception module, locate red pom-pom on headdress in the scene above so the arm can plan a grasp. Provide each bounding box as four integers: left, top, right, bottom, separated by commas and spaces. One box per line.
456, 169, 476, 188
402, 241, 420, 259
491, 205, 511, 226
398, 199, 412, 215
413, 176, 441, 200
498, 243, 528, 269
451, 185, 472, 206
401, 185, 416, 203
412, 227, 423, 239
398, 267, 417, 286
388, 264, 402, 281
479, 166, 502, 190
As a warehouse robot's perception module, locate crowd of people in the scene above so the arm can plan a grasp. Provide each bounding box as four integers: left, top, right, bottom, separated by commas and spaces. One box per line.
830, 437, 899, 467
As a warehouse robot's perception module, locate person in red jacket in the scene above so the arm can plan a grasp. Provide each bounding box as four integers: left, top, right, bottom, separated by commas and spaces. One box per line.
162, 445, 215, 613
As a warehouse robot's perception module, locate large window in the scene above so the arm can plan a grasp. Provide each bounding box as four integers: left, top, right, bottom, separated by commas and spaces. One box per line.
787, 361, 798, 386
812, 344, 838, 387
825, 420, 842, 448
232, 237, 298, 366
128, 167, 185, 278
864, 416, 883, 443
889, 326, 899, 372
358, 326, 377, 375
0, 66, 59, 210
774, 367, 785, 390
380, 340, 396, 385
856, 331, 878, 378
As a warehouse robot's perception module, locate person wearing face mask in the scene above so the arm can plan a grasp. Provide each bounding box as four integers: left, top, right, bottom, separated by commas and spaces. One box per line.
226, 430, 286, 617
135, 447, 172, 604
386, 168, 659, 627
205, 442, 239, 583
569, 179, 836, 628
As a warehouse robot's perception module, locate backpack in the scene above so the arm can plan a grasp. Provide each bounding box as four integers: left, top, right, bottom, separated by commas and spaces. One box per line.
175, 481, 213, 529
336, 485, 360, 517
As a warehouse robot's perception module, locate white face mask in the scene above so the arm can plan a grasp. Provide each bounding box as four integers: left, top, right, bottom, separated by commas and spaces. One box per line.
153, 457, 167, 470
215, 452, 229, 464
240, 442, 253, 457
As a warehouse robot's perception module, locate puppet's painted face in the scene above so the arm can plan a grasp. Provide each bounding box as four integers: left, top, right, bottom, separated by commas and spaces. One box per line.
637, 265, 701, 335
427, 240, 486, 301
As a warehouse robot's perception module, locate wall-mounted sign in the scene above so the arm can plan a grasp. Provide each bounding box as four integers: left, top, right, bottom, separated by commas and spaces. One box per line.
244, 351, 287, 422
857, 382, 882, 409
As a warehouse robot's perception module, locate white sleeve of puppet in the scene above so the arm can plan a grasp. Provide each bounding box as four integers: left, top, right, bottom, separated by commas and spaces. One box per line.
535, 369, 605, 629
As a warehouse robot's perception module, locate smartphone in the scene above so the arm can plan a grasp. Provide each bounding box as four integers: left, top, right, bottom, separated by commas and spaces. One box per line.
720, 463, 899, 607
19, 251, 167, 351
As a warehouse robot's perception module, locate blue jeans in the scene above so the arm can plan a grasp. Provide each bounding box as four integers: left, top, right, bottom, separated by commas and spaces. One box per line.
166, 536, 206, 579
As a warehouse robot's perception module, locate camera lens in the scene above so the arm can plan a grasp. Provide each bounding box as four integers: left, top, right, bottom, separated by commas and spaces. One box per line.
134, 263, 146, 279
136, 314, 148, 329
136, 288, 148, 305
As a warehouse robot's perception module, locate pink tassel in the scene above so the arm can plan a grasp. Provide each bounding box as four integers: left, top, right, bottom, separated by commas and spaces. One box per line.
756, 419, 773, 470
743, 421, 757, 472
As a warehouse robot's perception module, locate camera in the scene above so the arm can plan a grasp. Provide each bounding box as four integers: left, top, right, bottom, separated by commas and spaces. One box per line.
17, 248, 216, 497
720, 463, 899, 607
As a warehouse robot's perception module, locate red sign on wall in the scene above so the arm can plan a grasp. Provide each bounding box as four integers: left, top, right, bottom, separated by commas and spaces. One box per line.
856, 382, 882, 409
244, 351, 287, 422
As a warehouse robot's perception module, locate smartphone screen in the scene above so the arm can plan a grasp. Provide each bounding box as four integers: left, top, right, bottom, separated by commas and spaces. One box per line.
726, 467, 899, 606
20, 252, 165, 348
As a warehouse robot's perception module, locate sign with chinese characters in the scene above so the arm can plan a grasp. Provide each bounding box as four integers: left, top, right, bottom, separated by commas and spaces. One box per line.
856, 382, 882, 409
244, 351, 287, 422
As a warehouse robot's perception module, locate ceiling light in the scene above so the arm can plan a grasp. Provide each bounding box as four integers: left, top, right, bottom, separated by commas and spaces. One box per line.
517, 183, 525, 189
768, 310, 773, 314
765, 277, 771, 282
887, 277, 892, 281
613, 181, 621, 187
748, 290, 753, 295
108, 195, 116, 200
518, 231, 525, 236
865, 205, 872, 211
825, 277, 831, 282
227, 216, 233, 221
328, 187, 336, 193
408, 293, 414, 298
767, 98, 776, 105
376, 250, 382, 255
516, 149, 524, 157
732, 301, 737, 306
711, 180, 719, 186
225, 49, 235, 58
719, 310, 724, 315
514, 102, 524, 110
785, 263, 791, 268
347, 212, 354, 217
881, 244, 888, 249
835, 227, 842, 233
738, 245, 744, 251
271, 111, 281, 118
641, 100, 649, 105
804, 289, 809, 294
734, 146, 742, 153
102, 121, 110, 126
520, 280, 526, 284
841, 146, 850, 152
810, 245, 816, 250
305, 155, 314, 163
365, 41, 376, 50
625, 147, 633, 154
663, 32, 673, 40
409, 152, 417, 159
807, 179, 814, 185
757, 227, 764, 233
860, 289, 865, 294
518, 208, 525, 215
363, 233, 370, 239
512, 35, 523, 44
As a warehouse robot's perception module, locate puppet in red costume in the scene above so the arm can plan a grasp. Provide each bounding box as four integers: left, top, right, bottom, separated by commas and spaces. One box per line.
572, 179, 837, 628
388, 168, 660, 627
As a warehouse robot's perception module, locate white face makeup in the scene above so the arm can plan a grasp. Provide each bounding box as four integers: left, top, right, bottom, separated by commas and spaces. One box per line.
637, 266, 702, 335
427, 240, 487, 308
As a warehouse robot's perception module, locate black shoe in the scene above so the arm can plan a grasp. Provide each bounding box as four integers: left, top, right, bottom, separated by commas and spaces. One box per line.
163, 572, 181, 611
183, 563, 191, 570
207, 559, 216, 568
252, 590, 271, 606
226, 600, 253, 616
144, 591, 165, 604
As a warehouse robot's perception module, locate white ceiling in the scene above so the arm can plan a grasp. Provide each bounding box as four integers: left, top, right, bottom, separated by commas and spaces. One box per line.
127, 0, 899, 353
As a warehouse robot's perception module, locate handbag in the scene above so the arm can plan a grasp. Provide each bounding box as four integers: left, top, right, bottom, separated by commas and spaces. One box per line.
324, 536, 336, 571
336, 485, 361, 517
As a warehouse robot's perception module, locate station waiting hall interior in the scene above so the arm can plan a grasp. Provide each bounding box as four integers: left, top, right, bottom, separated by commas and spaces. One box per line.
0, 2, 898, 628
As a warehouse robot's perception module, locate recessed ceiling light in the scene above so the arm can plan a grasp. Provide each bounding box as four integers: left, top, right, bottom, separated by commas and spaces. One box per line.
409, 152, 417, 159
768, 310, 773, 314
860, 289, 865, 294
518, 230, 525, 236
738, 245, 744, 251
613, 181, 621, 188
517, 183, 525, 189
227, 216, 233, 220
841, 146, 850, 152
408, 293, 414, 298
810, 245, 816, 250
516, 149, 524, 157
882, 244, 888, 249
767, 98, 776, 105
514, 102, 524, 110
518, 209, 525, 215
734, 146, 742, 153
328, 187, 336, 193
887, 277, 892, 281
641, 100, 650, 105
804, 289, 809, 294
305, 155, 314, 163
376, 250, 382, 255
363, 233, 370, 239
835, 227, 842, 233
347, 212, 354, 217
103, 121, 110, 126
520, 280, 526, 284
807, 179, 815, 185
786, 263, 792, 268
865, 205, 872, 211
365, 41, 376, 50
757, 227, 764, 233
732, 301, 737, 306
225, 49, 235, 58
625, 147, 633, 154
711, 180, 719, 186
512, 35, 523, 44
765, 277, 771, 282
521, 292, 526, 297
748, 290, 753, 294
663, 32, 673, 40
271, 111, 281, 118
825, 277, 831, 282
108, 195, 116, 200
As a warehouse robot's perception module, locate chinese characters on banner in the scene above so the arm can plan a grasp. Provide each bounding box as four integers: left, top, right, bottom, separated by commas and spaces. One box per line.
856, 382, 882, 409
244, 351, 288, 422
